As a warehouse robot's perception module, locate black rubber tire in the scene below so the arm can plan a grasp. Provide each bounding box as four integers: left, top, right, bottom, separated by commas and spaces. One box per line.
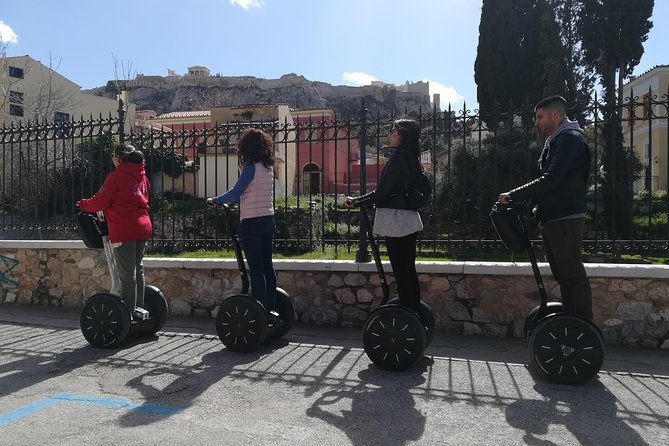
216, 295, 268, 353
528, 314, 605, 385
363, 304, 427, 372
80, 293, 131, 348
267, 287, 295, 339
388, 298, 435, 346
143, 285, 169, 335
524, 302, 564, 340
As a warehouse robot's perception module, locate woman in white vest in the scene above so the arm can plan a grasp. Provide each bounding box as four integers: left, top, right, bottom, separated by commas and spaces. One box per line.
207, 128, 277, 319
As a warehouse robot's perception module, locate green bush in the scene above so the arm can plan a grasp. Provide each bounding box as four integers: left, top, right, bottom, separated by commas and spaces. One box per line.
634, 188, 668, 201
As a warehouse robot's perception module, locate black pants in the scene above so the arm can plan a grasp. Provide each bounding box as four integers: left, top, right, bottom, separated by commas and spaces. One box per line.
385, 232, 420, 310
542, 217, 593, 320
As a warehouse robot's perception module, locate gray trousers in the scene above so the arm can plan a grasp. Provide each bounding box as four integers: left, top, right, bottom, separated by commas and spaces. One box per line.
112, 240, 147, 310
542, 217, 593, 320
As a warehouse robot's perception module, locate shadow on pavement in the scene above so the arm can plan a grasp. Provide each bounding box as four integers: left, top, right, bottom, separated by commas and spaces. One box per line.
0, 324, 122, 399
305, 358, 431, 446
116, 339, 290, 427
505, 379, 650, 446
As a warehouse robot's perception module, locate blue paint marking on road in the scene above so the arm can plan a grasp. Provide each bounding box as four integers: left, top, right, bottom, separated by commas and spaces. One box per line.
53, 393, 133, 408
0, 393, 181, 426
129, 403, 182, 415
0, 398, 58, 426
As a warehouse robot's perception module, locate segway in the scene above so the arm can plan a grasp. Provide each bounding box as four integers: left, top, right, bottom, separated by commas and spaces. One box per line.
77, 211, 169, 348
214, 204, 295, 353
490, 202, 605, 385
357, 205, 435, 372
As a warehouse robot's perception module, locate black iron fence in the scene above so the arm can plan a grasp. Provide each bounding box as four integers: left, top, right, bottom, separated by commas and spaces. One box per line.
1, 92, 668, 261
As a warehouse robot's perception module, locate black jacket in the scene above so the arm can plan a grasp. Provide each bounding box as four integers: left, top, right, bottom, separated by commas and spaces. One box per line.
352, 148, 417, 209
508, 129, 590, 223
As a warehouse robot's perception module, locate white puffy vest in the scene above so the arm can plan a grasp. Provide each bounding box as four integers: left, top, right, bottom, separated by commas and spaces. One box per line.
240, 162, 275, 221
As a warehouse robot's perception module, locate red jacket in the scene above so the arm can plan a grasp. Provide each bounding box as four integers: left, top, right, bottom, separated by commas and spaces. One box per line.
78, 163, 153, 243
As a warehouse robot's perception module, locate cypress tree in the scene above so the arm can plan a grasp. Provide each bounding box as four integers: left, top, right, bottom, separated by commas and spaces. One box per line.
475, 0, 569, 126
551, 0, 595, 123
579, 0, 654, 238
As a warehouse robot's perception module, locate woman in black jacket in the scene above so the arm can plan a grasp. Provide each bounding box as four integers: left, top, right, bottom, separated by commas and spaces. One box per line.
346, 118, 424, 311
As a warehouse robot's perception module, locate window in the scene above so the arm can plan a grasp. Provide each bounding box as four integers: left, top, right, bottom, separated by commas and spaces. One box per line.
9, 104, 24, 117
54, 112, 70, 138
8, 66, 24, 79
9, 90, 24, 104
642, 94, 651, 119
54, 112, 70, 123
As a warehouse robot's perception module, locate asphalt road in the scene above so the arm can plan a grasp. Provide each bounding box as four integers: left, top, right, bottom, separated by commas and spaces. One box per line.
0, 305, 668, 445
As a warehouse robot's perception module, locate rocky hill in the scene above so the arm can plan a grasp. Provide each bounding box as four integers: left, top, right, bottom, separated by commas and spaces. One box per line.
85, 73, 432, 117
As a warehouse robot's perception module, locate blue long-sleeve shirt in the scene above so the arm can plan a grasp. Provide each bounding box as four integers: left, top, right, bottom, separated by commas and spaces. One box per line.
212, 163, 255, 205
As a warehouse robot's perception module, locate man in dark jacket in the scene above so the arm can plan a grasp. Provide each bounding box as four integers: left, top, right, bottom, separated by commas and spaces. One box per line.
498, 95, 593, 320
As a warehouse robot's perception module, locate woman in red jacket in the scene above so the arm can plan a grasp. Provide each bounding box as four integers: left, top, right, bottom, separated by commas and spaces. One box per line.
77, 144, 152, 318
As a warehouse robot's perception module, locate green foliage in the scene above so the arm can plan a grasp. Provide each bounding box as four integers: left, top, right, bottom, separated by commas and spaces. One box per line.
57, 132, 116, 211
475, 0, 571, 126
151, 192, 202, 214
633, 212, 668, 238
579, 0, 654, 104
578, 4, 654, 249
323, 221, 359, 238
634, 189, 668, 201
551, 0, 596, 122
435, 127, 538, 223
143, 148, 198, 179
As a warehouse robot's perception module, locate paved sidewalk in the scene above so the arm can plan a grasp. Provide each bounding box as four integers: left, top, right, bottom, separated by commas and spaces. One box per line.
1, 304, 668, 445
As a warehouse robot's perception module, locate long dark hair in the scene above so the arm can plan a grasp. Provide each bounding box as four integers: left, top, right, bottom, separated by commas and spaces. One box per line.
237, 128, 275, 168
393, 118, 422, 172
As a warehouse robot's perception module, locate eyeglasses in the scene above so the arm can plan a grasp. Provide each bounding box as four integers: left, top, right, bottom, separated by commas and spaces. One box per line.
389, 128, 399, 134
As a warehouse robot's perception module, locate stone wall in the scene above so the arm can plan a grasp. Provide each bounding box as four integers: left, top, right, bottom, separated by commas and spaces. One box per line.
1, 241, 668, 348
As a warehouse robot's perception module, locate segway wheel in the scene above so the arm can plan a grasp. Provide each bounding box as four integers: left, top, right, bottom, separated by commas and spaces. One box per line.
524, 302, 564, 340
143, 285, 169, 335
267, 287, 295, 339
216, 295, 268, 353
388, 298, 435, 346
80, 293, 131, 348
363, 305, 427, 372
528, 314, 605, 385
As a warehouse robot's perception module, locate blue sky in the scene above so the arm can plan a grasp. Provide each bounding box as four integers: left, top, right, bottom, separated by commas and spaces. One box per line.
1, 0, 668, 110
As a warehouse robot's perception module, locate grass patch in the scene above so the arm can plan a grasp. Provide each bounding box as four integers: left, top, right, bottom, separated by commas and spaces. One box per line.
148, 246, 462, 261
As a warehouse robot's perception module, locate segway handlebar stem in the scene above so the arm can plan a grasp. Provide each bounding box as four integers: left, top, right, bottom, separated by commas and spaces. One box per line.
358, 205, 390, 305
213, 203, 250, 295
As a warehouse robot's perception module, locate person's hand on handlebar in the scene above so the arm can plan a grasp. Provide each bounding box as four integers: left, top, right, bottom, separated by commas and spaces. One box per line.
497, 193, 511, 205
206, 198, 217, 208
344, 196, 355, 208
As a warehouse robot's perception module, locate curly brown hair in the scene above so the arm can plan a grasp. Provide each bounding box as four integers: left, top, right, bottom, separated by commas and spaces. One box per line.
237, 128, 275, 168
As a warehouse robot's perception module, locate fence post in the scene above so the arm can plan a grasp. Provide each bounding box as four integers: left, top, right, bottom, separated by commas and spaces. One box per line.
355, 97, 371, 262
117, 98, 126, 143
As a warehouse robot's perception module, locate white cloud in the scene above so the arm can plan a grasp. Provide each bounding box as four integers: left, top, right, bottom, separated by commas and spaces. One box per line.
230, 0, 263, 9
422, 79, 464, 109
343, 72, 379, 86
0, 21, 18, 44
